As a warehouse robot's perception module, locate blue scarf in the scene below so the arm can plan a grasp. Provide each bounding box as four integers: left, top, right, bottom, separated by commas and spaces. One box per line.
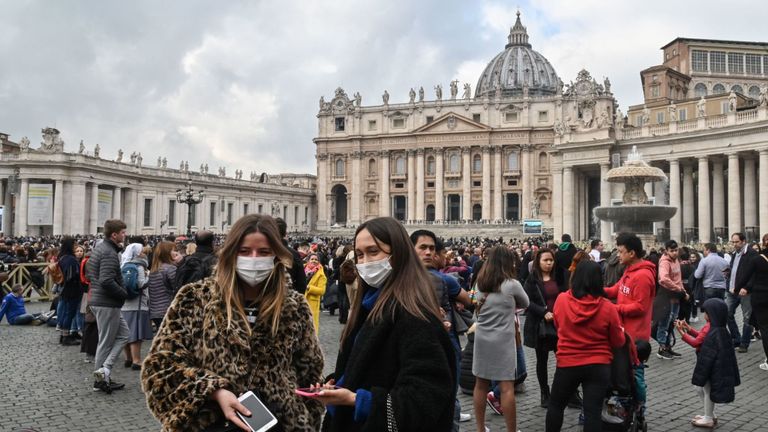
361, 287, 381, 311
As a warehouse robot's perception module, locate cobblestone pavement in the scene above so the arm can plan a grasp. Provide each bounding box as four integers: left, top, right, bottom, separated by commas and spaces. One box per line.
2, 302, 768, 431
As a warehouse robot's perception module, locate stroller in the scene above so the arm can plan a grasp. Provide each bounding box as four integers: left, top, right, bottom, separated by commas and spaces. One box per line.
601, 332, 647, 432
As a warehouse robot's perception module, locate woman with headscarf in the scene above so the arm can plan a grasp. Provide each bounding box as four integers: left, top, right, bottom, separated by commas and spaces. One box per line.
120, 243, 151, 370
304, 253, 326, 334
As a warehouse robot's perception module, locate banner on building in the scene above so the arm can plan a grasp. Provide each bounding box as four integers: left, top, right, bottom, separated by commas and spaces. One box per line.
27, 183, 53, 226
97, 189, 113, 227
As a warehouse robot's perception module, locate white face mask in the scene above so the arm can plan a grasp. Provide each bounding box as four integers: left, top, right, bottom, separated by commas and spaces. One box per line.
356, 256, 392, 288
236, 256, 275, 286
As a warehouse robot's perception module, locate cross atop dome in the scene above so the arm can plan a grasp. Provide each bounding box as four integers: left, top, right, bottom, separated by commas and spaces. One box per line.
507, 10, 531, 48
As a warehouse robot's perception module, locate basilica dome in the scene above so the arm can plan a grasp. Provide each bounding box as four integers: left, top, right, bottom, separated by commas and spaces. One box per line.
475, 12, 560, 99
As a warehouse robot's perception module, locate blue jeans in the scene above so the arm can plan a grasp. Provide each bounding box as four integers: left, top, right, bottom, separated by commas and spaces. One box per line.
11, 314, 38, 325
657, 301, 680, 346
449, 334, 461, 432
70, 298, 83, 332
726, 290, 752, 348
57, 297, 80, 333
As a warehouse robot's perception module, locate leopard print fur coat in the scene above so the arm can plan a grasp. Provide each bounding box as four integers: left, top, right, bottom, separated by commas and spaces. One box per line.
141, 277, 324, 431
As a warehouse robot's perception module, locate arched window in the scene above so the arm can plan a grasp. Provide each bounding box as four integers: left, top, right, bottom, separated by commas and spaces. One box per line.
368, 158, 376, 176
366, 198, 376, 215
335, 159, 345, 177
507, 152, 519, 171
538, 152, 548, 171
539, 195, 550, 214
426, 156, 435, 175
749, 85, 760, 98
712, 83, 726, 94
472, 204, 482, 221
395, 156, 406, 175
426, 205, 435, 222
472, 154, 482, 172
449, 154, 460, 172
731, 85, 743, 94
694, 83, 707, 98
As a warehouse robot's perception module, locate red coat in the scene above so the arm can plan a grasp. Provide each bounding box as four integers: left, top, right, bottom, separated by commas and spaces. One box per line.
553, 290, 626, 368
682, 322, 710, 352
605, 260, 656, 341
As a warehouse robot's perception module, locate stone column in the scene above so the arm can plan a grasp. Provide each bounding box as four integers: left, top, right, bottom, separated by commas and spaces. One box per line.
316, 154, 328, 229
493, 147, 502, 221
2, 180, 11, 236
668, 159, 682, 242
578, 172, 586, 240
600, 163, 611, 243
16, 178, 29, 236
728, 153, 741, 235
698, 156, 711, 243
743, 157, 757, 229
481, 146, 491, 221
552, 167, 563, 238
379, 151, 390, 218
90, 183, 99, 234
712, 159, 725, 231
434, 149, 444, 221
760, 150, 768, 234
416, 149, 425, 222
53, 180, 64, 235
682, 164, 695, 233
462, 148, 471, 221
351, 152, 362, 225
562, 166, 574, 237
407, 150, 416, 222
521, 146, 532, 219
113, 187, 122, 220
70, 182, 86, 234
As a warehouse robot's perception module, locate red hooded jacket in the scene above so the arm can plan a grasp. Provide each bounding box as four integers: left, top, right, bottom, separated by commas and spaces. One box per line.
553, 290, 626, 368
604, 260, 656, 341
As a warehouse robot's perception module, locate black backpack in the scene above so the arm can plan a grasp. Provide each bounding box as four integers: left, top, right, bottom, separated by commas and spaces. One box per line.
174, 254, 216, 289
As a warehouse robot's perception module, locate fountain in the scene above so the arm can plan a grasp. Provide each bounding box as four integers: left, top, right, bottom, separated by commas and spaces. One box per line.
593, 146, 677, 245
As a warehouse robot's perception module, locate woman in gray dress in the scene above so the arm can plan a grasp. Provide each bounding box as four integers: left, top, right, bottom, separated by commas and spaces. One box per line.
473, 246, 530, 432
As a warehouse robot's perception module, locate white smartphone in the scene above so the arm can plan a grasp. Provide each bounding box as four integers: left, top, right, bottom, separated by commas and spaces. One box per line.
236, 391, 278, 432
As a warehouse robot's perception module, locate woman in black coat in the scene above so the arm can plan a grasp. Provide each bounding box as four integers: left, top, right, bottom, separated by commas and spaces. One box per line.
523, 249, 565, 407
737, 235, 768, 369
316, 217, 456, 432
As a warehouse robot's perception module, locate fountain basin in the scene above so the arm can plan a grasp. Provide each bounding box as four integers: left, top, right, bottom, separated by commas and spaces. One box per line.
593, 205, 677, 235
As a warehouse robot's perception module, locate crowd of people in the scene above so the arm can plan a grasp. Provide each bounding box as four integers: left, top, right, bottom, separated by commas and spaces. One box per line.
1, 216, 767, 432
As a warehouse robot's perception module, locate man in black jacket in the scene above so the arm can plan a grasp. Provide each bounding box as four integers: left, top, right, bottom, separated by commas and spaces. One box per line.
86, 219, 129, 393
174, 230, 217, 288
554, 234, 577, 288
276, 218, 307, 294
726, 232, 757, 352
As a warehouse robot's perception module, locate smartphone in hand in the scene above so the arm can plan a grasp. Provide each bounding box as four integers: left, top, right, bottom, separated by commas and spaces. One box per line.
237, 391, 278, 432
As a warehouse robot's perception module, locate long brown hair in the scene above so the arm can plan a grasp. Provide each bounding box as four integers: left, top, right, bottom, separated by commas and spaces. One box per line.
476, 246, 518, 293
340, 217, 441, 346
151, 241, 175, 272
215, 214, 292, 337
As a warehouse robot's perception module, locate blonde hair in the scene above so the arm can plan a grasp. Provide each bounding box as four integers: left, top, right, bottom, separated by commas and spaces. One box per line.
185, 242, 197, 256
215, 214, 293, 337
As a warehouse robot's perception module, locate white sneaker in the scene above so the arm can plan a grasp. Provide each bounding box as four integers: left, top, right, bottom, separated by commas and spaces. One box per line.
459, 413, 471, 422
759, 361, 768, 371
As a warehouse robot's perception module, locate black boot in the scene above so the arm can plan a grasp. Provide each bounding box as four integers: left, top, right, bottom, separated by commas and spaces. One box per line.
61, 335, 79, 346
540, 386, 550, 408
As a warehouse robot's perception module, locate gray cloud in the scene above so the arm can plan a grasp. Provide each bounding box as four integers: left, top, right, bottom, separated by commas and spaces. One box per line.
1, 0, 764, 175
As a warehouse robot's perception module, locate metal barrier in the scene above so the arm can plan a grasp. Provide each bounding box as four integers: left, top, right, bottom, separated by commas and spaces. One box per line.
0, 263, 54, 301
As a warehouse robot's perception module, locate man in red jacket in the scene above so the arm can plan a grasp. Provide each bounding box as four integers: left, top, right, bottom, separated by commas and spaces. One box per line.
605, 233, 656, 342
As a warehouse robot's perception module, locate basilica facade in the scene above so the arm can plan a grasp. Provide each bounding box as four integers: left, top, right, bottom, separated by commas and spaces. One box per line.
0, 128, 316, 236
315, 13, 768, 244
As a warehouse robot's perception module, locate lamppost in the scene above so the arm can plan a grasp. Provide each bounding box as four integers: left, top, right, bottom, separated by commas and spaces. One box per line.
176, 180, 204, 236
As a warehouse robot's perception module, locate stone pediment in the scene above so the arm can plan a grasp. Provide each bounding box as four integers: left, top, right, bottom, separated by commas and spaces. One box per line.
413, 113, 491, 134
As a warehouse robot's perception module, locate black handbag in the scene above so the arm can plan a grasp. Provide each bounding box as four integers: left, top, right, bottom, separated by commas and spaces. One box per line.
537, 319, 557, 339
452, 307, 475, 334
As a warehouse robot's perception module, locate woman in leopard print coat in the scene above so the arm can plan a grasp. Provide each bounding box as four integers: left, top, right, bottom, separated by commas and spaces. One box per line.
141, 215, 324, 431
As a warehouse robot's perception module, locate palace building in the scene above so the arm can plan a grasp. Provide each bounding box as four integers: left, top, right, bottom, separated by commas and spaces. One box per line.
0, 128, 316, 236
315, 13, 768, 243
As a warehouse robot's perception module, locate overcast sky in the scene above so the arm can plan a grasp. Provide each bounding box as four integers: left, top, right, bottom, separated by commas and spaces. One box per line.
1, 0, 765, 175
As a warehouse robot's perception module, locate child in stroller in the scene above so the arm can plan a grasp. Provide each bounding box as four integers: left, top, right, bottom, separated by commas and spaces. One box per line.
601, 332, 649, 432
